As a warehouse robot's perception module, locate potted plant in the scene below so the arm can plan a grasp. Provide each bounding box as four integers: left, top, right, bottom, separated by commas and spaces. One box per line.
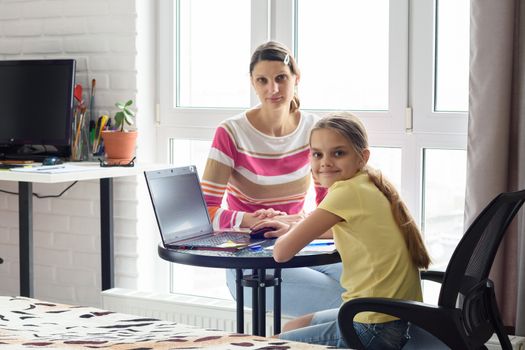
101, 99, 138, 165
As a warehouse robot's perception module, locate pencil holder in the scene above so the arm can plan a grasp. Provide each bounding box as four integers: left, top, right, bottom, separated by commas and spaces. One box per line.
71, 108, 89, 161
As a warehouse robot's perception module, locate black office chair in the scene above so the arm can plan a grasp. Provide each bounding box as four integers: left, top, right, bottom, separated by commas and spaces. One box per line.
338, 189, 525, 350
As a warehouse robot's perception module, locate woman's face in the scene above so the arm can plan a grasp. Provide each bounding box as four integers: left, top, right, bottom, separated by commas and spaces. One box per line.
251, 60, 298, 110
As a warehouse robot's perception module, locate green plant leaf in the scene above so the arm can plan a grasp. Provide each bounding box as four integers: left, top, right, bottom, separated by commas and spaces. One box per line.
124, 115, 134, 126
123, 108, 135, 117
114, 99, 135, 131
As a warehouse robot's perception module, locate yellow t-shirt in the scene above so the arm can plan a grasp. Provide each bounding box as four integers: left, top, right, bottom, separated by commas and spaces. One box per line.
318, 171, 423, 323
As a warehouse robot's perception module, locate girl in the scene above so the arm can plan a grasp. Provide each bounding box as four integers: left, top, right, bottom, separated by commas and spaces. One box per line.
201, 41, 344, 317
253, 112, 431, 349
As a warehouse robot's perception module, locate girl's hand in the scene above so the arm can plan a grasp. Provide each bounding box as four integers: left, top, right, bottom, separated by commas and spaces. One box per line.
250, 220, 291, 238
253, 208, 286, 219
272, 208, 341, 263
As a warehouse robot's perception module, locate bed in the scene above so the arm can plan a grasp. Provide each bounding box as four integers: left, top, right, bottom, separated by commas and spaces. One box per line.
0, 296, 331, 349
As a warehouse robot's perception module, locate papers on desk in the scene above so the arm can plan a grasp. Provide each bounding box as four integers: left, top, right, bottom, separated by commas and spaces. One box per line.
264, 239, 337, 253
10, 164, 101, 174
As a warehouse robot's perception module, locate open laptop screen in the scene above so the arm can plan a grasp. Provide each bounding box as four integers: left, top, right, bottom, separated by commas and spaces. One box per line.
145, 166, 213, 244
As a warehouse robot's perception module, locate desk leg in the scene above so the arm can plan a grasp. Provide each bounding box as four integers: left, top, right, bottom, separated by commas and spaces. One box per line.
274, 268, 281, 334
19, 182, 33, 297
251, 269, 258, 335
257, 268, 266, 337
235, 269, 244, 334
100, 178, 114, 291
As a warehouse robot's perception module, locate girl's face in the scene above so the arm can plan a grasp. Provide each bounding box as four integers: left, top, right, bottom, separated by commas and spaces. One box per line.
251, 60, 298, 110
310, 128, 369, 188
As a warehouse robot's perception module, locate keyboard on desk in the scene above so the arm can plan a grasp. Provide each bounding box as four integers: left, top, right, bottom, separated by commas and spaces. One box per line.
0, 163, 25, 169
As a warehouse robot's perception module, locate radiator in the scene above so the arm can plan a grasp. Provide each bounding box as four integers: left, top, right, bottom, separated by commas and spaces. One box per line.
101, 288, 292, 335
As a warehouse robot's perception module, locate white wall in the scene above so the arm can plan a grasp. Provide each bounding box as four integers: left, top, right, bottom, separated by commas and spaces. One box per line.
0, 0, 164, 307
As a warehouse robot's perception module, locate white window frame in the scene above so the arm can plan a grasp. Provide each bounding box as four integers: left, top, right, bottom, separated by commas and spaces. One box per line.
409, 0, 468, 224
157, 0, 413, 166
156, 0, 469, 293
410, 0, 468, 134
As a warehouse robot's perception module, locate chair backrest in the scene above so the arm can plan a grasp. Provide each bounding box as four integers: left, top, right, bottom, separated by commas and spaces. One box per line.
438, 189, 525, 309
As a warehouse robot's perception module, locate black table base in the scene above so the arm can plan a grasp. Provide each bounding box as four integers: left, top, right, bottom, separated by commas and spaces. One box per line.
158, 244, 341, 337
236, 268, 281, 336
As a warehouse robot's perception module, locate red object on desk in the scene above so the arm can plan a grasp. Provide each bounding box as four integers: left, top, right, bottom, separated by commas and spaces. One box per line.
74, 84, 82, 102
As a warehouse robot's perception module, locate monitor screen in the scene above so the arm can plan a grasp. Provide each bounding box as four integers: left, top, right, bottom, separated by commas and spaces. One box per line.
0, 59, 75, 160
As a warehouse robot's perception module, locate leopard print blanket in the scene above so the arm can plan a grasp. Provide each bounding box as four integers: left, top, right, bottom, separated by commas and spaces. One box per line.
0, 296, 332, 349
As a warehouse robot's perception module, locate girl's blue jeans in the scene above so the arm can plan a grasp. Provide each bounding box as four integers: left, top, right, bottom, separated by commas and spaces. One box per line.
278, 308, 410, 349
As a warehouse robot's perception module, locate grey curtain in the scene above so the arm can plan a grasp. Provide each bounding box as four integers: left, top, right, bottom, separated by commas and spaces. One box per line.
467, 0, 525, 335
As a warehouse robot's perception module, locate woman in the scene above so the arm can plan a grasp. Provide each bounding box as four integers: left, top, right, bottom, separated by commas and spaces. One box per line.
201, 41, 344, 317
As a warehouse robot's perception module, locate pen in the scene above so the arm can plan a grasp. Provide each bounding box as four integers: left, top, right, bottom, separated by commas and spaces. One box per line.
89, 79, 96, 123
37, 165, 66, 171
89, 120, 96, 147
307, 242, 334, 247
249, 245, 263, 252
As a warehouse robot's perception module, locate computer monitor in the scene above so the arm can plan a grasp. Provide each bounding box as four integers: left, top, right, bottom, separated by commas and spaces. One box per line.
0, 59, 76, 161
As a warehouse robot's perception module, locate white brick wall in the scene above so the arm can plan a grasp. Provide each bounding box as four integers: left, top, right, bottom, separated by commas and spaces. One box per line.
0, 0, 146, 307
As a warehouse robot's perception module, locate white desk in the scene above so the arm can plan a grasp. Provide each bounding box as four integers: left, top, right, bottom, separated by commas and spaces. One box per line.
0, 163, 166, 297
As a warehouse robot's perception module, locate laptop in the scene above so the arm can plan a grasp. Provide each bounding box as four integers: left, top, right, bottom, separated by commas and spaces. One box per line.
144, 165, 268, 252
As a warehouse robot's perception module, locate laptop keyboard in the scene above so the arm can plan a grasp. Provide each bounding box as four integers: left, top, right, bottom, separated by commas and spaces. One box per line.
189, 232, 251, 246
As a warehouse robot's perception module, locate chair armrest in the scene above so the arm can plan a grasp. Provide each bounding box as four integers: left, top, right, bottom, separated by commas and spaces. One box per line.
338, 297, 464, 350
421, 270, 445, 284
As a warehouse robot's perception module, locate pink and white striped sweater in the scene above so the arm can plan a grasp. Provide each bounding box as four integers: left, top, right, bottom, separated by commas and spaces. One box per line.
202, 111, 327, 229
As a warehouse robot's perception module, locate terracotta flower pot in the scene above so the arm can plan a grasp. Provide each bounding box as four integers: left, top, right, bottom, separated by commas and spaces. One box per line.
101, 130, 137, 164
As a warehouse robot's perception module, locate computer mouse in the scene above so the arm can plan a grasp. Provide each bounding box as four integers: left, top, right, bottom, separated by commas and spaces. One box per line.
42, 156, 63, 166
249, 227, 276, 240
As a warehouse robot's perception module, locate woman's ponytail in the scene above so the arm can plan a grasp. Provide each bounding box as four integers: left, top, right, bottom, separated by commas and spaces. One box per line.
290, 94, 300, 113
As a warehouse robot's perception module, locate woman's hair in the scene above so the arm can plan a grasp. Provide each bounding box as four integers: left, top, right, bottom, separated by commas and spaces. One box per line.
311, 112, 431, 269
249, 41, 300, 113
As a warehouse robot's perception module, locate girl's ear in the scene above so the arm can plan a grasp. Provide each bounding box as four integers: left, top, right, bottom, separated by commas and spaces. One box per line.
361, 149, 371, 167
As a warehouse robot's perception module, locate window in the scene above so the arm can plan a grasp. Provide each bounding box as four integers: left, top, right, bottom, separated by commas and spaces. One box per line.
297, 0, 390, 110
177, 0, 251, 108
422, 149, 467, 270
158, 0, 470, 298
434, 0, 470, 112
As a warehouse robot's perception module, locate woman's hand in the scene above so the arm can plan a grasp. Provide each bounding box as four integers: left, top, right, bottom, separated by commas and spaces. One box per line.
253, 208, 286, 219
242, 209, 304, 228
271, 213, 305, 224
242, 208, 287, 227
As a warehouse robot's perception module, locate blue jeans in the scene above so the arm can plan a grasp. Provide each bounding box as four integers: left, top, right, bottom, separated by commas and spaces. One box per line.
278, 308, 410, 349
226, 263, 344, 317
354, 320, 410, 350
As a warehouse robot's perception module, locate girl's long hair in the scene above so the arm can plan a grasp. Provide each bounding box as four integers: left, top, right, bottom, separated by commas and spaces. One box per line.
249, 41, 300, 113
312, 112, 431, 269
